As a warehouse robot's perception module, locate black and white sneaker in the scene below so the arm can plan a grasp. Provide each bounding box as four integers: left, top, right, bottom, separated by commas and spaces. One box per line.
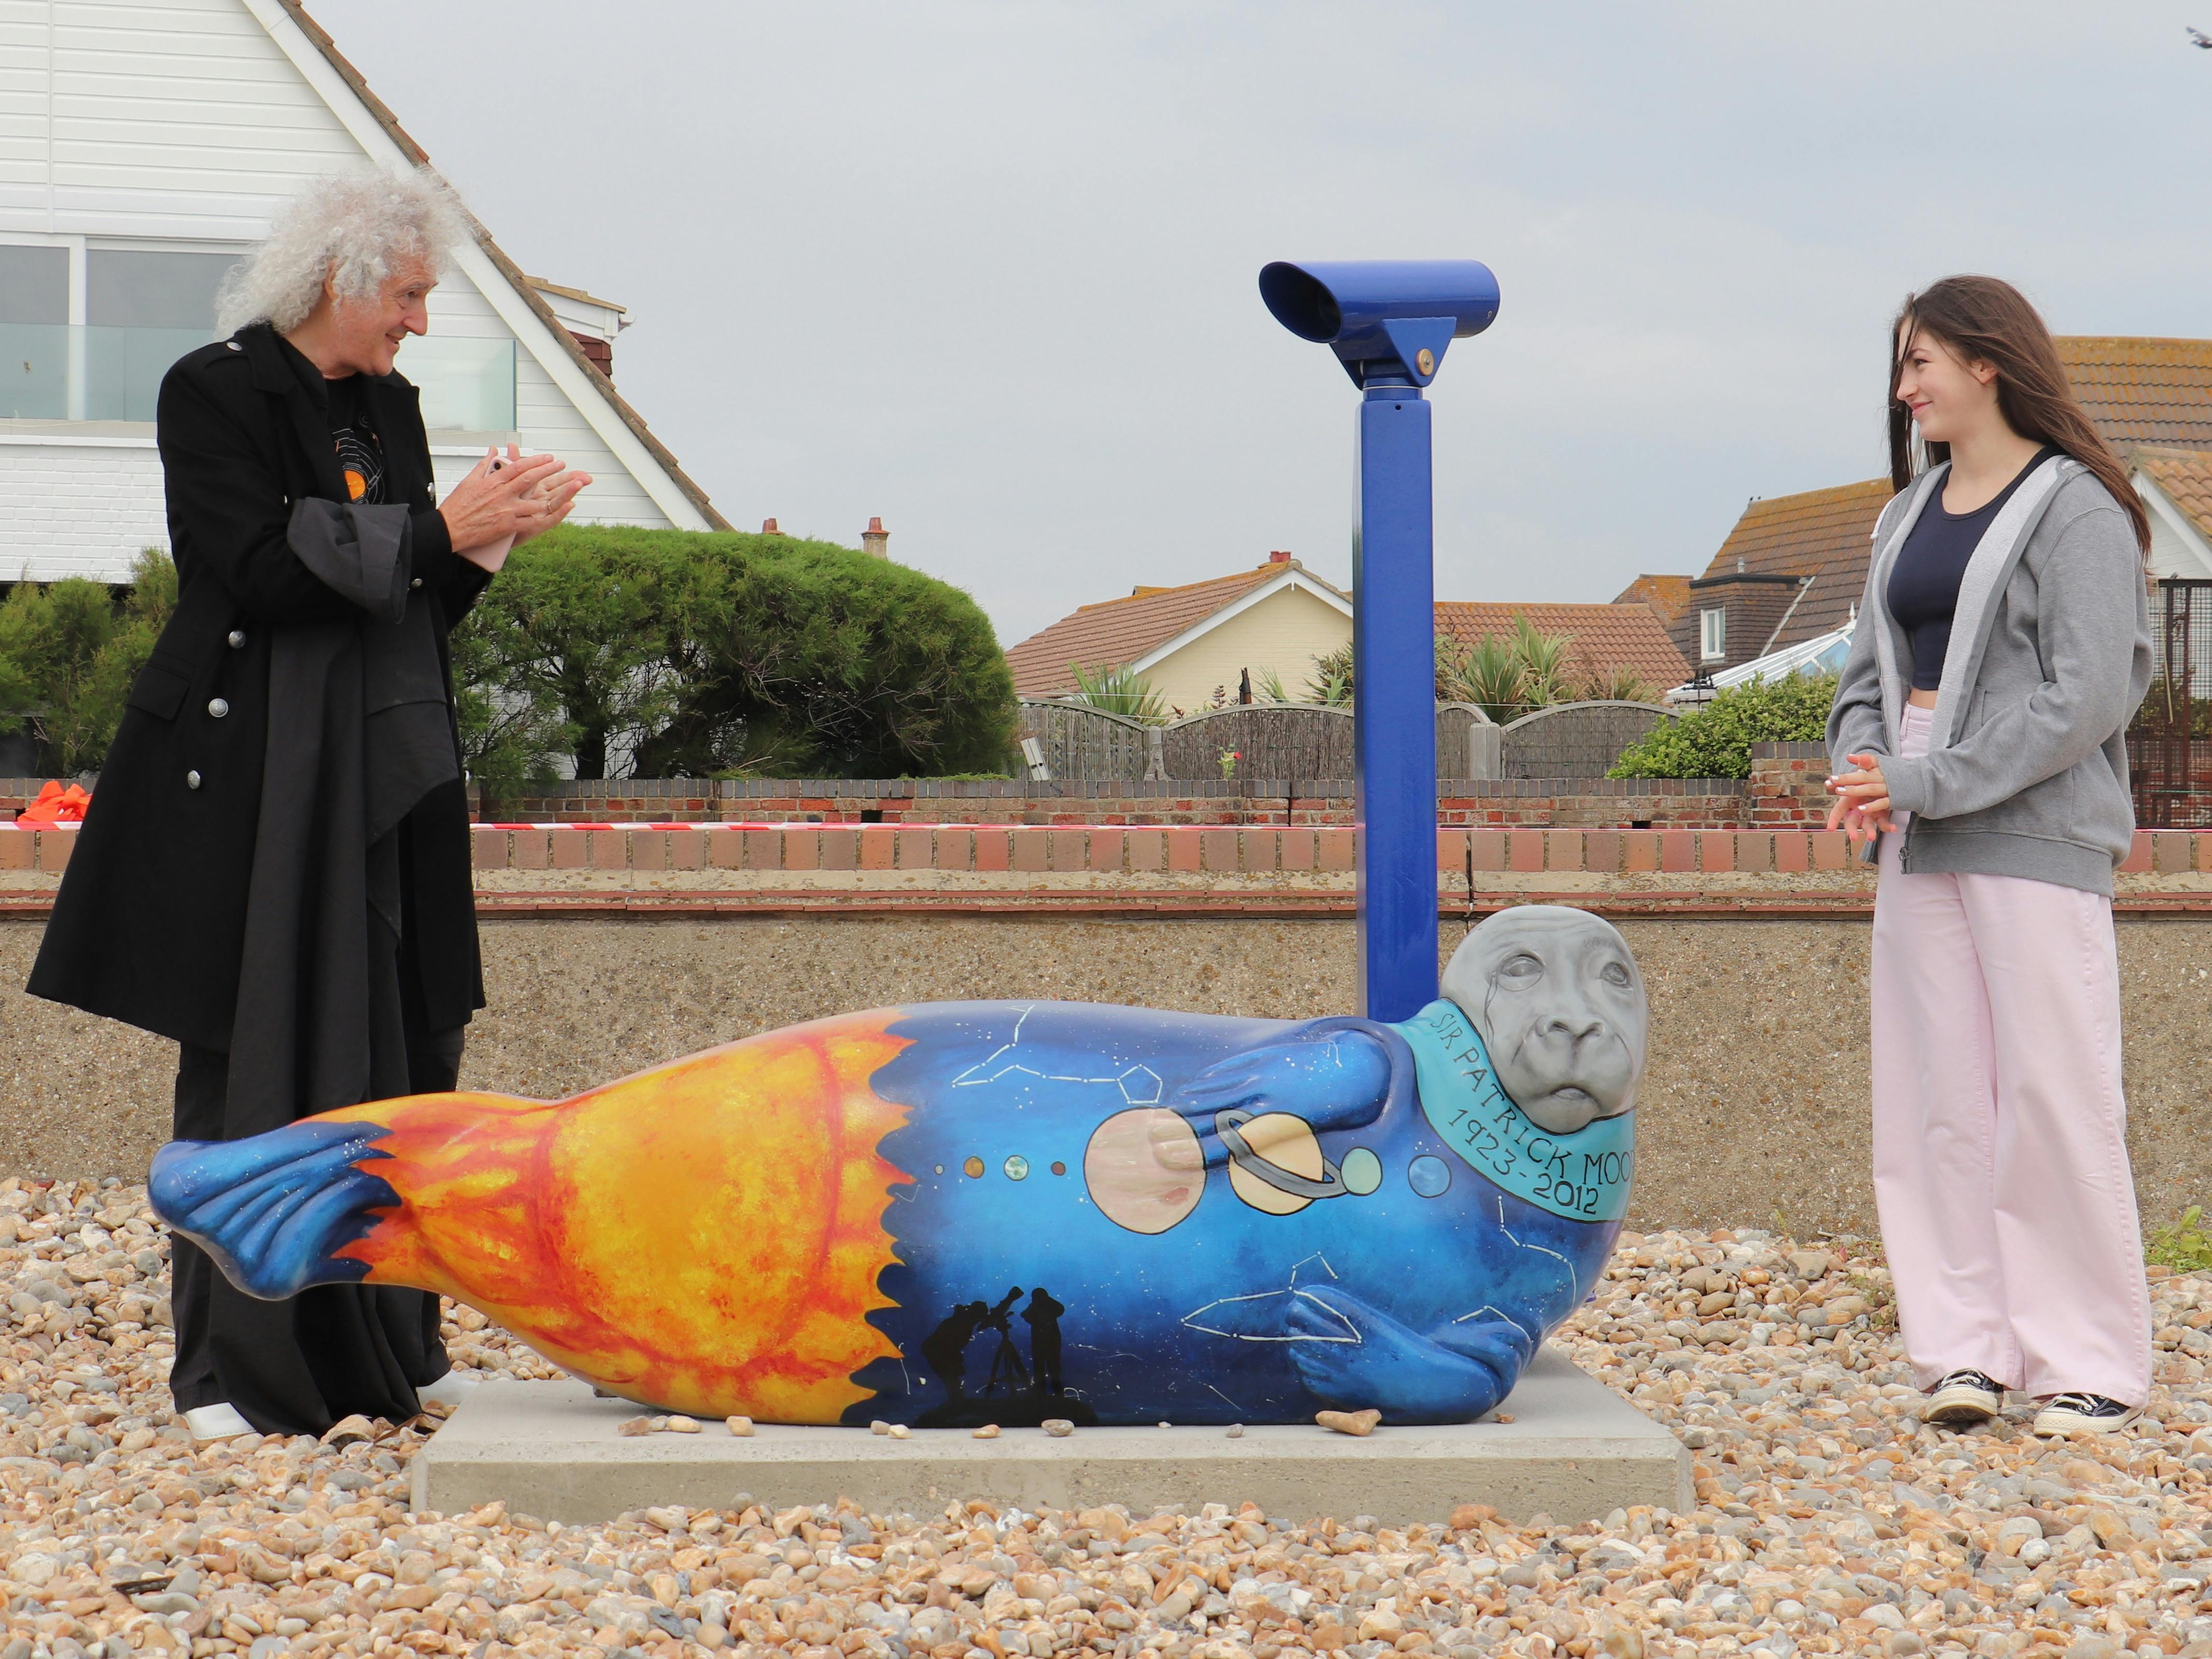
1924, 1369, 2004, 1425
2032, 1393, 2141, 1438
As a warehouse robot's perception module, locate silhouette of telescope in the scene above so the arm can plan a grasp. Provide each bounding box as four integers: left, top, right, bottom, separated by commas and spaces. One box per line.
1258, 258, 1501, 1020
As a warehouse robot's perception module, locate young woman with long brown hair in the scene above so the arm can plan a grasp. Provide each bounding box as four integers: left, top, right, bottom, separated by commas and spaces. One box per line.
1826, 275, 2154, 1437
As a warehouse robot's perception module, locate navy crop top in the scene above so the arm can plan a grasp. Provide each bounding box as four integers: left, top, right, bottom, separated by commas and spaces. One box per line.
1886, 446, 2062, 692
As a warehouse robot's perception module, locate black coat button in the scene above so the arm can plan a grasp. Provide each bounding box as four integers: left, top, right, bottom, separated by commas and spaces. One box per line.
227, 630, 246, 649
410, 578, 423, 589
207, 698, 229, 719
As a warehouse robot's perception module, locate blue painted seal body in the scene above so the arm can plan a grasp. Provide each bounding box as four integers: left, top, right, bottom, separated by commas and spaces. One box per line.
847, 998, 1628, 1427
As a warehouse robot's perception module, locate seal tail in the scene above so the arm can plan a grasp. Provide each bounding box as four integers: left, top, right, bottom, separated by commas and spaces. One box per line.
148, 1091, 554, 1302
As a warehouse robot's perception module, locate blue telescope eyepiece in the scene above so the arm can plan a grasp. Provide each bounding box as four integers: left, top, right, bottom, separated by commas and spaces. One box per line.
1258, 259, 1500, 388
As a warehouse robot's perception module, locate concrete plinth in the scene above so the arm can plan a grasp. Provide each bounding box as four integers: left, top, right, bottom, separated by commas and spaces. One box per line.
412, 1349, 1690, 1525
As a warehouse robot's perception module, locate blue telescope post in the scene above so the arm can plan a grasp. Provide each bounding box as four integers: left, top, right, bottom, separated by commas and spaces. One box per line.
1258, 260, 1501, 1022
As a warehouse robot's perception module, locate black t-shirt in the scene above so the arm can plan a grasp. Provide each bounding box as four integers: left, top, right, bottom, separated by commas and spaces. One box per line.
1886, 445, 2062, 691
324, 374, 386, 505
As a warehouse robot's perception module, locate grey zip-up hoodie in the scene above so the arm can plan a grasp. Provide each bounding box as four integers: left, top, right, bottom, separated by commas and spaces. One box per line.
1827, 456, 2152, 896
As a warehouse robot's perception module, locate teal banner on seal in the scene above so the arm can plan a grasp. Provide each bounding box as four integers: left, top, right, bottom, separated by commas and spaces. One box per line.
1390, 1000, 1633, 1223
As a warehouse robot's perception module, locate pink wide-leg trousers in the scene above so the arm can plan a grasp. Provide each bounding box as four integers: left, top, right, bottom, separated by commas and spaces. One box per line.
1869, 702, 2151, 1404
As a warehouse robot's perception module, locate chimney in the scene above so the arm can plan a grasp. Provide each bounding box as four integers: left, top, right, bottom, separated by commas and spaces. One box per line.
1267, 550, 1293, 565
861, 516, 889, 559
761, 518, 780, 535
564, 329, 613, 378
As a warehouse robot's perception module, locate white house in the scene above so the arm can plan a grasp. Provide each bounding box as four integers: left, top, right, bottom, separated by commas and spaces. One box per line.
0, 0, 726, 584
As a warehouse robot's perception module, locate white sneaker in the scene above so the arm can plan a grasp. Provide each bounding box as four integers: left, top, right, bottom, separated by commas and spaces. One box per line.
417, 1371, 481, 1412
182, 1402, 255, 1442
2032, 1393, 2141, 1438
1924, 1369, 2004, 1426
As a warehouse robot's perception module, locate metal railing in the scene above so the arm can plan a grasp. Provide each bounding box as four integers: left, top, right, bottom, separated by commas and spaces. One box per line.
2128, 579, 2212, 828
0, 324, 516, 430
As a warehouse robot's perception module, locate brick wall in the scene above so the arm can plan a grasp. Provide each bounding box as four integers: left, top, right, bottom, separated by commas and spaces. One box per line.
0, 749, 1856, 834
0, 441, 169, 584
8, 821, 2207, 919
473, 777, 1753, 828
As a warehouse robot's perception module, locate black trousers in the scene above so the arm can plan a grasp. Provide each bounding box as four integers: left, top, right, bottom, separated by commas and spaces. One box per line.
166, 1020, 464, 1435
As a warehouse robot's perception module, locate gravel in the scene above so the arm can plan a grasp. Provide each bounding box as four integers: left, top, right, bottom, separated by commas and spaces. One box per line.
5, 1177, 2212, 1659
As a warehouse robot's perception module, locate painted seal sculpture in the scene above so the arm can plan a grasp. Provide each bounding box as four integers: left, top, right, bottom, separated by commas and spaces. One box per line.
148, 905, 1645, 1427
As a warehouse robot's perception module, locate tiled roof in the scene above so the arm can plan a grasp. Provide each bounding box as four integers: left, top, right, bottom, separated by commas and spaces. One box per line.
1659, 339, 2212, 654
2055, 338, 2212, 452
2133, 445, 2212, 544
1683, 479, 1892, 653
279, 2, 729, 531
1005, 561, 1338, 696
1434, 602, 1690, 695
1613, 573, 1694, 628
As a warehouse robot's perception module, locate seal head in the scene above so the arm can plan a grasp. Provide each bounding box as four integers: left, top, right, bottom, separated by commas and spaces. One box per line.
1439, 906, 1646, 1134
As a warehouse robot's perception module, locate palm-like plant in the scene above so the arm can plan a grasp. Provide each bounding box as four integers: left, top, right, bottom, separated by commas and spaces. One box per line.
1454, 633, 1528, 722
1578, 663, 1661, 704
1065, 661, 1171, 725
1306, 644, 1354, 708
1508, 614, 1574, 707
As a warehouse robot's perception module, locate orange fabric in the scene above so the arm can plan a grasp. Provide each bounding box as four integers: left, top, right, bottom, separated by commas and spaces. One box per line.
16, 782, 91, 825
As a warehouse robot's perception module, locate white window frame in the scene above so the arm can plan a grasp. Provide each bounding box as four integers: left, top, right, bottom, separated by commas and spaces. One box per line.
0, 233, 249, 424
1699, 607, 1727, 663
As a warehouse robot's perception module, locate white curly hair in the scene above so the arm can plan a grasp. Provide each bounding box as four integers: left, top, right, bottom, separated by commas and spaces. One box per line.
216, 167, 471, 335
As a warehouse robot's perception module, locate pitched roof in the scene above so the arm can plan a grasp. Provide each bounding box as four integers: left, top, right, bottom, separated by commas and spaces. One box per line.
1005, 560, 1346, 696
2055, 337, 2212, 452
2133, 444, 2212, 546
1686, 479, 1892, 653
274, 2, 729, 531
1434, 602, 1690, 693
1612, 573, 1693, 628
1655, 338, 2212, 655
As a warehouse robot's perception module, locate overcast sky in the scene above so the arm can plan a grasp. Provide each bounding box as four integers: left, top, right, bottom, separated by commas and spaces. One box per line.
317, 1, 2212, 647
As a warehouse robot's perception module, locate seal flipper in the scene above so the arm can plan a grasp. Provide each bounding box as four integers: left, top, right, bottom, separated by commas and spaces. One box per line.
1165, 1028, 1394, 1168
149, 1119, 398, 1300
1283, 1285, 1535, 1423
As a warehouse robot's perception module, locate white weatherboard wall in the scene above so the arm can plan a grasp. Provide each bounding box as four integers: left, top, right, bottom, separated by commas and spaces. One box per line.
0, 0, 696, 584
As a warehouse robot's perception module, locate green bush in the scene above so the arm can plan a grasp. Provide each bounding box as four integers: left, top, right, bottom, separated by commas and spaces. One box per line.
452, 525, 1020, 784
1609, 672, 1837, 780
0, 550, 175, 776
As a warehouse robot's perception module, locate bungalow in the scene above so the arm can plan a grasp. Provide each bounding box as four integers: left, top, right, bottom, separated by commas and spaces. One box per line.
0, 0, 726, 586
1649, 338, 2212, 678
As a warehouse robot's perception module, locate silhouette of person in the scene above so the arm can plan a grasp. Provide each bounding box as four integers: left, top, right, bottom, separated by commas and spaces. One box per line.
1022, 1288, 1066, 1396
919, 1301, 988, 1403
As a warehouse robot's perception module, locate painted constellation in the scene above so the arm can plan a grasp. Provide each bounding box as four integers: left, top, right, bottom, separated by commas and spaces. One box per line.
1180, 1252, 1360, 1344
948, 1004, 1165, 1105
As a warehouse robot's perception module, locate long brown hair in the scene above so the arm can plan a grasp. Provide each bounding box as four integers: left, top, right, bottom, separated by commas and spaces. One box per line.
1888, 275, 2149, 553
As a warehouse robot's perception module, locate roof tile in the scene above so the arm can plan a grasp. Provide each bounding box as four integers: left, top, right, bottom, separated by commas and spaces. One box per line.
1434, 602, 1690, 693
1004, 562, 1337, 696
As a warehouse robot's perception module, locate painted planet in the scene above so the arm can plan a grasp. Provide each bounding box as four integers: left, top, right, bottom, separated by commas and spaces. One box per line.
1085, 1108, 1205, 1235
1004, 1155, 1029, 1181
1341, 1147, 1383, 1197
1408, 1154, 1452, 1198
1225, 1111, 1325, 1216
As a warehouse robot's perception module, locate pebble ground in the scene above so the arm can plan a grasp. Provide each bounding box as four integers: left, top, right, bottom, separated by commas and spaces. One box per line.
4, 1178, 2211, 1659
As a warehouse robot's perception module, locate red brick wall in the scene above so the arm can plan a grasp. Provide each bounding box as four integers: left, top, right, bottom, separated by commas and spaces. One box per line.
1, 750, 1840, 832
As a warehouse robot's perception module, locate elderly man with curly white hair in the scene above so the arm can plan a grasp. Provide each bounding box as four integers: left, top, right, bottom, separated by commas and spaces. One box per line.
29, 167, 590, 1442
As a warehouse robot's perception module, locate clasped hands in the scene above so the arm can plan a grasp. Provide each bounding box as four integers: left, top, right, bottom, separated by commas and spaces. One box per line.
438, 444, 592, 571
1826, 751, 1894, 848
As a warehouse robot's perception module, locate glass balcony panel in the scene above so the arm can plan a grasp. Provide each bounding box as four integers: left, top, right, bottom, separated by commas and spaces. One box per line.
397, 335, 515, 432
0, 326, 516, 431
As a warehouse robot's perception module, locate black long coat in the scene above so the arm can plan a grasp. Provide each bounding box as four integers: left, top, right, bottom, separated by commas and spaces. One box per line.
28, 324, 491, 1052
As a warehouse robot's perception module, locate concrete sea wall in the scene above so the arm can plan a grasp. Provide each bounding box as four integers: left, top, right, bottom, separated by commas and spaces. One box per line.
4, 825, 2209, 1235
